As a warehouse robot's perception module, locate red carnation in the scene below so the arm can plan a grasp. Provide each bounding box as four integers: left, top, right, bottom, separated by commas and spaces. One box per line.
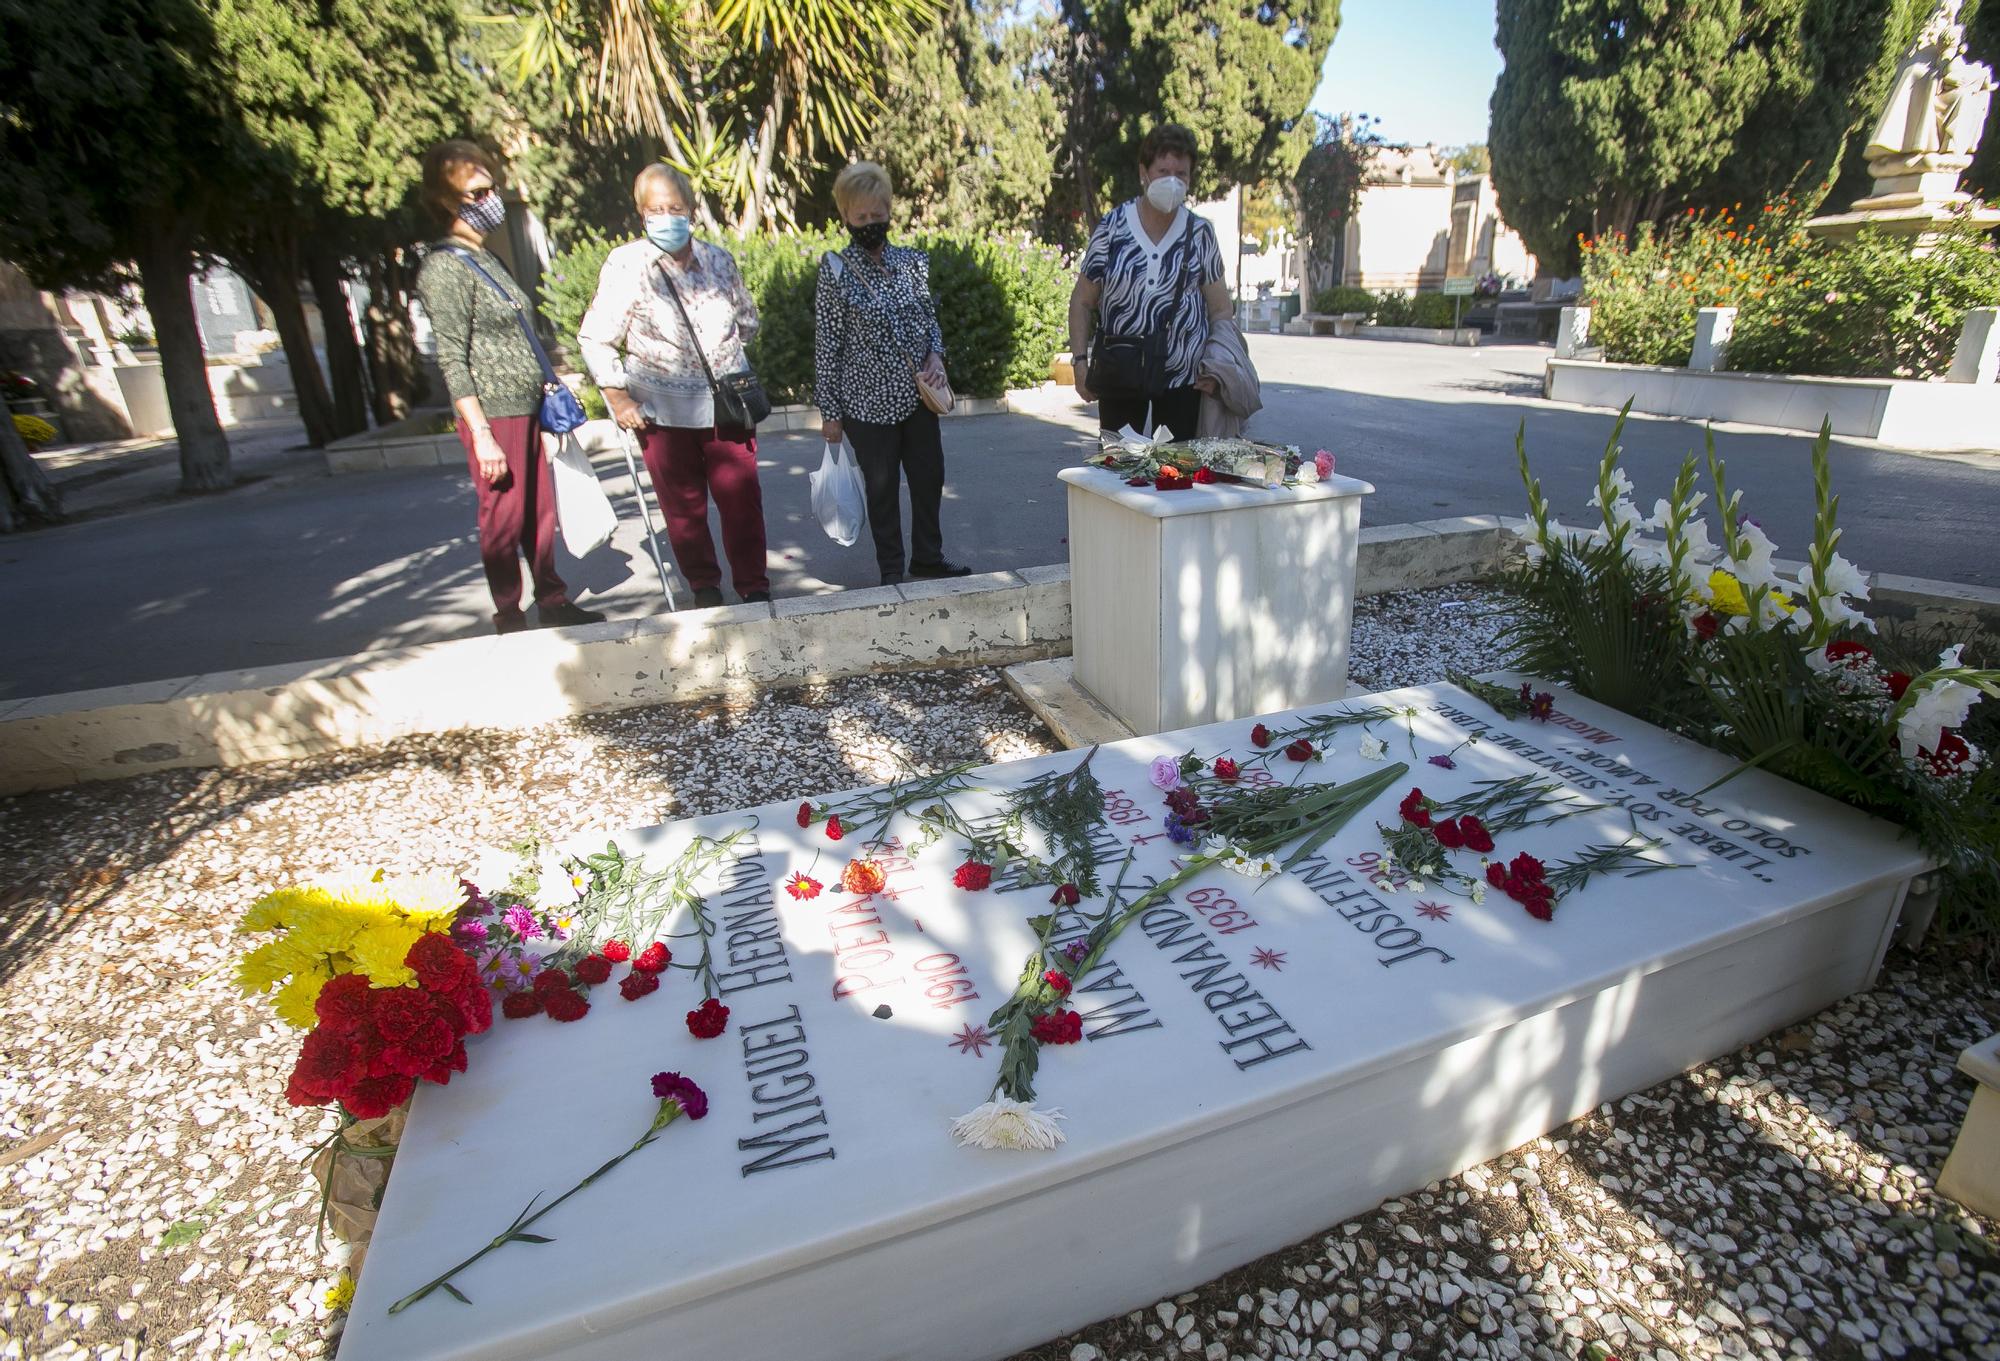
406, 933, 476, 995
1522, 893, 1555, 922
1192, 467, 1216, 484
340, 1074, 416, 1121
314, 971, 373, 1033
1433, 816, 1466, 850
501, 990, 543, 1020
1043, 969, 1072, 996
1031, 1010, 1083, 1044
1398, 787, 1431, 828
1049, 882, 1081, 907
797, 801, 813, 828
953, 860, 994, 891
1213, 757, 1240, 782
1486, 862, 1509, 889
1251, 723, 1273, 748
1825, 640, 1873, 663
634, 942, 670, 973
825, 814, 845, 841
1509, 852, 1546, 883
1691, 612, 1719, 640
1285, 738, 1315, 762
1886, 672, 1913, 700
575, 954, 613, 986
1459, 816, 1495, 854
619, 968, 661, 1001
532, 967, 572, 995
544, 989, 591, 1022
453, 985, 493, 1035
686, 997, 730, 1039
602, 939, 631, 964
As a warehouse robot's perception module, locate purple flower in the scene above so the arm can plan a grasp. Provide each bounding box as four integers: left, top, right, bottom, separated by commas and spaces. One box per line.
651, 1071, 710, 1121
501, 904, 543, 941
452, 918, 490, 944
1427, 753, 1456, 769
1165, 812, 1194, 845
1062, 939, 1090, 964
498, 952, 541, 989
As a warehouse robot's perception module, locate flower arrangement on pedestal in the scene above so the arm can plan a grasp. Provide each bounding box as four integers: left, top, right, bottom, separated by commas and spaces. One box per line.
1506, 404, 2000, 933
1086, 429, 1333, 490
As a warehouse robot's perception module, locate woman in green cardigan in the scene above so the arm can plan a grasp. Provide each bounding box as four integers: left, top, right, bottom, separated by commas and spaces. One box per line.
414, 140, 602, 634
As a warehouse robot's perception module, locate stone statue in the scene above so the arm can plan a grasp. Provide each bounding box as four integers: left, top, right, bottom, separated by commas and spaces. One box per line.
1865, 0, 1993, 170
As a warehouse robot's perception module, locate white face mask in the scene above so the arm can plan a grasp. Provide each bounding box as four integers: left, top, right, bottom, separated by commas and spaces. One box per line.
1145, 175, 1188, 213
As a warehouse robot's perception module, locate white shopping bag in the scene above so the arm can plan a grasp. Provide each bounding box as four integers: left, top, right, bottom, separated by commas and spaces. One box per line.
545, 426, 617, 558
810, 438, 867, 547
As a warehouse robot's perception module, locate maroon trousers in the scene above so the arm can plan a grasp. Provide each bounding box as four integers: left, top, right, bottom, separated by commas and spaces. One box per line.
459, 413, 570, 626
639, 424, 770, 596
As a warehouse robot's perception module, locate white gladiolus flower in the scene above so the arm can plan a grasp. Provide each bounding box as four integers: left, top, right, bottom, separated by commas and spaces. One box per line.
1680, 518, 1716, 561
1735, 522, 1783, 590
1817, 594, 1875, 633
1359, 736, 1389, 761
951, 1098, 1067, 1150
1898, 677, 1979, 758
1940, 644, 1967, 670
1820, 551, 1869, 600
1645, 498, 1674, 531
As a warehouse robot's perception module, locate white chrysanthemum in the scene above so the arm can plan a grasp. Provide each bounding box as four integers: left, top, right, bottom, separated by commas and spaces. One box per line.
1224, 849, 1279, 880
1359, 736, 1388, 761
1898, 677, 1979, 758
1469, 879, 1487, 905
951, 1098, 1067, 1151
1295, 461, 1320, 485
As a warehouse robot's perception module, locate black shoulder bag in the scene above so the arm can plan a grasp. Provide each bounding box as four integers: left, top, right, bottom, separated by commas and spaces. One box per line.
656, 260, 772, 431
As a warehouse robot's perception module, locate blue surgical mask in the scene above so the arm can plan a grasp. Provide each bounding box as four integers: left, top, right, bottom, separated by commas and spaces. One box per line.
646, 214, 693, 253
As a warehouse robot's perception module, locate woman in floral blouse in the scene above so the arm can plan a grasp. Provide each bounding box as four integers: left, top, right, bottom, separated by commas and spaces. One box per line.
579, 164, 770, 607
814, 162, 971, 586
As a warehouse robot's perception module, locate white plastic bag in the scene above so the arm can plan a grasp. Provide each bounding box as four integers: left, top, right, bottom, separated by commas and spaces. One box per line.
810, 438, 867, 547
545, 426, 617, 558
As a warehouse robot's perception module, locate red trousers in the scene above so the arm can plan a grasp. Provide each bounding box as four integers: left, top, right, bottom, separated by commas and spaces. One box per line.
459, 413, 570, 626
639, 424, 769, 595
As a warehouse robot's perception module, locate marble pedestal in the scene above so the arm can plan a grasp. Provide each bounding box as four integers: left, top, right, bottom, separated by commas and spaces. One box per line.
337, 680, 1925, 1361
1059, 466, 1375, 735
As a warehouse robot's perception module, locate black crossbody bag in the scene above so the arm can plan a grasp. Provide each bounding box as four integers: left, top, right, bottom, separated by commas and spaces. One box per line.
656, 260, 771, 431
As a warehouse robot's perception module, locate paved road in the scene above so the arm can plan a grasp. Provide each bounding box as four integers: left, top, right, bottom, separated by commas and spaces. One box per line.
3, 336, 1994, 700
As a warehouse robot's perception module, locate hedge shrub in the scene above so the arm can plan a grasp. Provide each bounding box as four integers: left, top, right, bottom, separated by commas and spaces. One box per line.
539, 229, 1073, 405
1311, 285, 1375, 316
1579, 208, 2000, 378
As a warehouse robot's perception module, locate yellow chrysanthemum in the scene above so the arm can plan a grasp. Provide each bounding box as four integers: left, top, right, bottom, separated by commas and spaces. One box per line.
238, 885, 337, 935
348, 921, 424, 989
274, 965, 334, 1029
324, 1274, 356, 1312
1708, 570, 1750, 616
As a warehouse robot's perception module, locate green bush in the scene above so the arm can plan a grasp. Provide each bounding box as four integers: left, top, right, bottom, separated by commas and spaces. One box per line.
1369, 291, 1413, 326
1727, 225, 2000, 380
1311, 285, 1374, 316
540, 228, 1073, 404
1408, 292, 1463, 328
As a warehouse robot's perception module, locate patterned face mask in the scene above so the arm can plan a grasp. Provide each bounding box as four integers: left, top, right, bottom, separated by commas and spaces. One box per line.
458, 191, 506, 237
846, 220, 889, 251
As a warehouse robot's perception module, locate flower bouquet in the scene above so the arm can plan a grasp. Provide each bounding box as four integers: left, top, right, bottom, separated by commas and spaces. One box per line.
1505, 405, 2000, 935
1088, 429, 1322, 489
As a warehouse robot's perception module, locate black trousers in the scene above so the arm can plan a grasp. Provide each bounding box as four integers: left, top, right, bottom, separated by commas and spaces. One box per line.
1098, 385, 1201, 440
845, 407, 946, 576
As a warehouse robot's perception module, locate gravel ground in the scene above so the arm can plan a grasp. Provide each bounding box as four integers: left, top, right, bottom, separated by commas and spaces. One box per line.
2, 620, 1996, 1361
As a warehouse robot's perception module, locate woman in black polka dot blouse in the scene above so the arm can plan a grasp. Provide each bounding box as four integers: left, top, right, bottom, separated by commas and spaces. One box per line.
813, 161, 972, 586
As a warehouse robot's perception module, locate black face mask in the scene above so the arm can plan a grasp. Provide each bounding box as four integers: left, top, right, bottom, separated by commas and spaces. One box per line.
847, 220, 889, 251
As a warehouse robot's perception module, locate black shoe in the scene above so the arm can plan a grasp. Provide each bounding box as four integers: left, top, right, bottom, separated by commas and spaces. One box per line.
742, 590, 771, 604
909, 559, 973, 579
495, 614, 530, 635
691, 586, 725, 608
536, 601, 604, 628
880, 572, 905, 587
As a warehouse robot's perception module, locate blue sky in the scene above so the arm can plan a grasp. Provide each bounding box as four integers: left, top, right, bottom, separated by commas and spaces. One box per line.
1309, 0, 1503, 147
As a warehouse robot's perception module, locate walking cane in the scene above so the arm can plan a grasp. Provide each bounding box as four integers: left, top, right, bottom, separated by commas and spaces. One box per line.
617, 428, 678, 610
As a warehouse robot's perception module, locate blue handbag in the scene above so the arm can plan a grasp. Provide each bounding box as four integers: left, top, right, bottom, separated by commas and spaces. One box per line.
442, 245, 588, 435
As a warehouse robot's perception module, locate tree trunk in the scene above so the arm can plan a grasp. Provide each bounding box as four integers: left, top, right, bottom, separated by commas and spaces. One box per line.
362, 249, 425, 425
0, 400, 62, 532
236, 237, 339, 448
739, 76, 789, 236
308, 244, 371, 438
133, 231, 233, 492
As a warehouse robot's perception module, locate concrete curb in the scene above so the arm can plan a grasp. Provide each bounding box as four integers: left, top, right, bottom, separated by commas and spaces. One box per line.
5, 515, 1993, 796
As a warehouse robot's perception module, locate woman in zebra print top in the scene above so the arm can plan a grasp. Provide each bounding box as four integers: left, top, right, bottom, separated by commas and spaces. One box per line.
1068, 124, 1233, 439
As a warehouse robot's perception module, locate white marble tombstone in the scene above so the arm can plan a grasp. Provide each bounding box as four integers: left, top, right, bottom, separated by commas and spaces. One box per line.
336, 680, 1924, 1361
1060, 465, 1375, 735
